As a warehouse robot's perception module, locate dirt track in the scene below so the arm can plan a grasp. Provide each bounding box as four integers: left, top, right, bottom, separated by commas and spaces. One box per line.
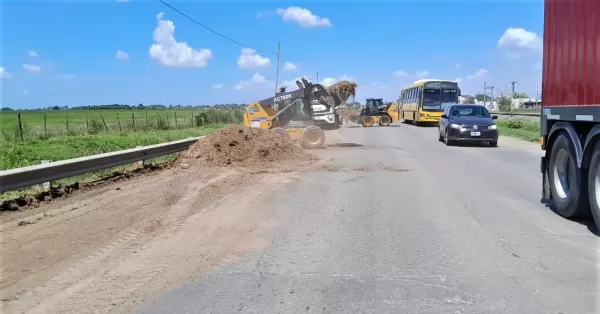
0, 164, 312, 313
0, 126, 321, 313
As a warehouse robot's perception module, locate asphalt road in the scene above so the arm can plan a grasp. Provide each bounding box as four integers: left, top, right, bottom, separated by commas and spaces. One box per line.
139, 123, 599, 314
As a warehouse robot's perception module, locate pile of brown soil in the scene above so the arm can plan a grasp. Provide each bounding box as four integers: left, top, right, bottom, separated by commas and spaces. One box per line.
179, 125, 317, 168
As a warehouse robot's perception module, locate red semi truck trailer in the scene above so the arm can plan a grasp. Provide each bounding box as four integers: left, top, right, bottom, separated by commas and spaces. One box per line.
540, 0, 600, 230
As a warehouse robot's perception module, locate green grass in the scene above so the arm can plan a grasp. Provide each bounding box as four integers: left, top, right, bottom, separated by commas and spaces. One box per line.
0, 108, 243, 142
0, 125, 226, 202
496, 119, 540, 142
0, 126, 223, 170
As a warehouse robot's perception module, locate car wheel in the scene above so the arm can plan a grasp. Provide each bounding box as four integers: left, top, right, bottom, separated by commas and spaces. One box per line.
444, 130, 454, 146
438, 128, 444, 142
489, 140, 498, 147
548, 133, 589, 218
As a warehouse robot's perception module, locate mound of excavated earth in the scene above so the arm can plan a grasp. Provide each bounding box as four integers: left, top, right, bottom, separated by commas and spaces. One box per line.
179, 125, 317, 168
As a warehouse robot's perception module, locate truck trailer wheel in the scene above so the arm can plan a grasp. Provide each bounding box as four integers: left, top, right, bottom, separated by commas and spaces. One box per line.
587, 142, 600, 231
301, 126, 325, 149
362, 116, 374, 127
379, 115, 392, 126
548, 133, 589, 218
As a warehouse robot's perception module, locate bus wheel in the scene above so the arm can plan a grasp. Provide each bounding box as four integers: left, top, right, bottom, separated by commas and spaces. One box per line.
362, 116, 374, 127
587, 142, 600, 231
548, 133, 589, 218
379, 115, 392, 126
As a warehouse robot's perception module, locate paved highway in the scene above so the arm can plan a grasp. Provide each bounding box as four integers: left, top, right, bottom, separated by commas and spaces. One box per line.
139, 123, 599, 314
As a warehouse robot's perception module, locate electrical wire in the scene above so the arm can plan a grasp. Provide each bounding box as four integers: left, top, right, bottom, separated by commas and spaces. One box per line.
157, 0, 277, 55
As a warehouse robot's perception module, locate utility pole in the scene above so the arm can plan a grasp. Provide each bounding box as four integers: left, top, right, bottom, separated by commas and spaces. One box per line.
509, 81, 518, 98
483, 82, 488, 105
274, 42, 281, 95
316, 72, 319, 83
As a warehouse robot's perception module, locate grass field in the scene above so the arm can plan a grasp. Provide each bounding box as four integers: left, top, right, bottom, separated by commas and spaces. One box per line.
0, 109, 243, 142
0, 108, 246, 200
496, 119, 539, 142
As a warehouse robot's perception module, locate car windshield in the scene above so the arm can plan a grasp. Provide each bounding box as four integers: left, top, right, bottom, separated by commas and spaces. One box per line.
450, 106, 490, 118
423, 88, 458, 111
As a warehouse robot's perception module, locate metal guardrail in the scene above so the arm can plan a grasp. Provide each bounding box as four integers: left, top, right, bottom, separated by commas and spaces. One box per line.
494, 112, 541, 117
0, 136, 204, 193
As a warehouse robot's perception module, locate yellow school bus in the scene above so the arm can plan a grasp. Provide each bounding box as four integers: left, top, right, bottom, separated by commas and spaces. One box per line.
399, 79, 461, 125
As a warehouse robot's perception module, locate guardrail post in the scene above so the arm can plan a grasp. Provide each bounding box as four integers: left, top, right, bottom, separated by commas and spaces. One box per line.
40, 160, 51, 190
136, 146, 144, 167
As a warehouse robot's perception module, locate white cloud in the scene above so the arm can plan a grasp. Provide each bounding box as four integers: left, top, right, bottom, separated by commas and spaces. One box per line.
456, 64, 460, 69
284, 62, 298, 71
497, 28, 542, 57
415, 70, 429, 79
276, 7, 332, 28
23, 64, 41, 72
320, 75, 355, 86
212, 83, 223, 89
23, 89, 29, 95
455, 78, 463, 83
393, 70, 407, 77
0, 67, 12, 79
234, 72, 273, 91
116, 50, 130, 60
466, 68, 488, 79
149, 12, 213, 68
281, 76, 309, 89
28, 50, 38, 57
237, 48, 271, 69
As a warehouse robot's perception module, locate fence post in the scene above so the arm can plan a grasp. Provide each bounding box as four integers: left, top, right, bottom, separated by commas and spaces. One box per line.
191, 111, 194, 127
131, 110, 135, 131
145, 111, 148, 128
85, 113, 89, 133
175, 112, 178, 128
44, 114, 48, 138
66, 115, 69, 134
17, 113, 24, 142
117, 113, 122, 132
100, 114, 108, 131
40, 160, 51, 190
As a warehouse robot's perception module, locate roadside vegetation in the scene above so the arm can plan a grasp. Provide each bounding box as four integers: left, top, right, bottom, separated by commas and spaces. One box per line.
0, 108, 244, 202
496, 119, 539, 142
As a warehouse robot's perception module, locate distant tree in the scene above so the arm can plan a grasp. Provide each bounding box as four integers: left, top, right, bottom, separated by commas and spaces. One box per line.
52, 106, 61, 110
513, 92, 529, 98
475, 93, 486, 102
498, 96, 512, 112
1, 107, 13, 111
463, 98, 476, 104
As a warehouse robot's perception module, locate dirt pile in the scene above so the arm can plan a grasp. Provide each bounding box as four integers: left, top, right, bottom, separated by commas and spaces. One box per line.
179, 125, 317, 168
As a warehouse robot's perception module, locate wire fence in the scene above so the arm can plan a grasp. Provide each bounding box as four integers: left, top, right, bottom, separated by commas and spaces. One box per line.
1, 109, 244, 142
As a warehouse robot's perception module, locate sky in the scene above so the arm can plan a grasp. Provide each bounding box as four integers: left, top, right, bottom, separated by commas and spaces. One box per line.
1, 0, 545, 109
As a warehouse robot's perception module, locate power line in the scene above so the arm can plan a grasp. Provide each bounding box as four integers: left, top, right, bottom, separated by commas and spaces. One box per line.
157, 0, 277, 55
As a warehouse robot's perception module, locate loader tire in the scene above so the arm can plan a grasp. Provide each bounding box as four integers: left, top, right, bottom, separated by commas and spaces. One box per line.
301, 126, 325, 149
362, 116, 374, 127
379, 115, 392, 126
272, 127, 289, 139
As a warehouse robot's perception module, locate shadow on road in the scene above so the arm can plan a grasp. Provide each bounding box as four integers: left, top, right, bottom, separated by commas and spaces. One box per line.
540, 198, 600, 237
327, 143, 364, 148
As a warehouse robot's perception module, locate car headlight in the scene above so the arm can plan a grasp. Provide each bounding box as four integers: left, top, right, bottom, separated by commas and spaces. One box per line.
450, 123, 461, 129
488, 124, 497, 130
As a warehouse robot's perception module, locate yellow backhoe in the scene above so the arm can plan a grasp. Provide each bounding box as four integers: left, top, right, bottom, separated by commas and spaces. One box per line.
243, 78, 348, 149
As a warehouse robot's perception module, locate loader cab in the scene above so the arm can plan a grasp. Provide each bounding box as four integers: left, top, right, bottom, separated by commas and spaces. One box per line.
277, 95, 316, 128
364, 98, 384, 115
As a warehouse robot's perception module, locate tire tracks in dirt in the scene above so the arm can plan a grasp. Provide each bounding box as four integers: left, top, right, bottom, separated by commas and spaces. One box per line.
0, 165, 305, 313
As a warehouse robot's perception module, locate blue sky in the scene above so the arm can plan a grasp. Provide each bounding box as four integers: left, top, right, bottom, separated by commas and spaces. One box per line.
1, 0, 544, 109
